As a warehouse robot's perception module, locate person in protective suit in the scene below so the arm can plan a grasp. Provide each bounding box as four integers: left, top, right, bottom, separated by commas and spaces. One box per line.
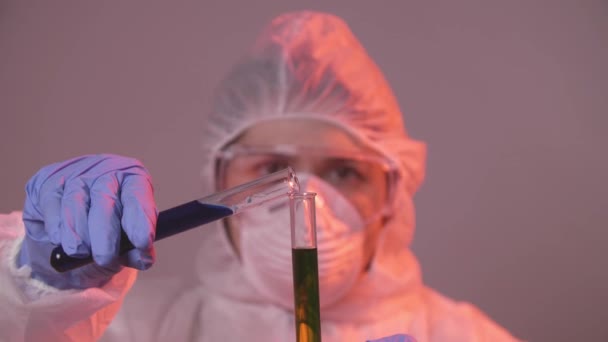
0, 11, 520, 342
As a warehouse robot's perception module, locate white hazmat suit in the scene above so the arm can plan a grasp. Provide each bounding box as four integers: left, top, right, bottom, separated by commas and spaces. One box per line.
0, 11, 520, 342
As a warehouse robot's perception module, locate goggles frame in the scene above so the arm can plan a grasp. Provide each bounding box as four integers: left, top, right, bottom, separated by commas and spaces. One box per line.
214, 144, 401, 225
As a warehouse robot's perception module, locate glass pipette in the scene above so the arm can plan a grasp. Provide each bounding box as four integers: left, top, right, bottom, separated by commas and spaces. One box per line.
50, 167, 300, 272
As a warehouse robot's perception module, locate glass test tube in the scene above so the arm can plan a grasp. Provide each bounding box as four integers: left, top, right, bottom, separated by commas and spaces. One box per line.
51, 167, 300, 273
290, 192, 322, 342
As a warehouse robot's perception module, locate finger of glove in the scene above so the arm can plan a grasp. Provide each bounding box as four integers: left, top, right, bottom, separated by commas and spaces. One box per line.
120, 172, 157, 270
39, 183, 65, 245
123, 248, 156, 271
22, 176, 47, 241
88, 174, 123, 268
23, 157, 90, 240
60, 178, 91, 257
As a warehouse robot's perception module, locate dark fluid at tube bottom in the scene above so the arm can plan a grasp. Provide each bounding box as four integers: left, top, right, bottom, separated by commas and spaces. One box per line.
292, 247, 322, 342
154, 201, 234, 240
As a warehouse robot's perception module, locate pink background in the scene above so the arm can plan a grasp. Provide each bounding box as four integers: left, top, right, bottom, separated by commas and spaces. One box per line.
1, 1, 606, 341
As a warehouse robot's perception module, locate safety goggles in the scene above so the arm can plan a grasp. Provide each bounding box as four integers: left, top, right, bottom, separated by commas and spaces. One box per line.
215, 144, 400, 224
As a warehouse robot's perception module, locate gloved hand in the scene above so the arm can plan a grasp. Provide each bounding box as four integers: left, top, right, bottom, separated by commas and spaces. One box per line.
366, 334, 417, 342
16, 154, 157, 290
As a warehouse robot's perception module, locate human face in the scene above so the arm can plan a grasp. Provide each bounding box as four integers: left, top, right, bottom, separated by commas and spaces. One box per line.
217, 118, 391, 270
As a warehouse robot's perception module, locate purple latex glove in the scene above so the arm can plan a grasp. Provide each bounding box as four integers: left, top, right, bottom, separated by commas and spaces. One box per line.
17, 154, 157, 289
366, 334, 417, 342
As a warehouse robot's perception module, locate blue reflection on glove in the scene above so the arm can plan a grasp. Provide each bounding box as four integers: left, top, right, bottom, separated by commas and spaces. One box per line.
17, 154, 157, 289
366, 334, 417, 342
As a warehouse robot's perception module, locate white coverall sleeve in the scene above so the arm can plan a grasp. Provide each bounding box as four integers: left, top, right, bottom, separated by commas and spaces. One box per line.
421, 288, 522, 342
0, 212, 138, 342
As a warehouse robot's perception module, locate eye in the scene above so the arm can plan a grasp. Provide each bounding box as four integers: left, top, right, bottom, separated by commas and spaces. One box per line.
325, 161, 366, 185
255, 158, 290, 176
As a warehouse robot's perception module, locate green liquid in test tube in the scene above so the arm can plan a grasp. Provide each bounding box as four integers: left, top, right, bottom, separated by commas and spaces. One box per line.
290, 192, 322, 342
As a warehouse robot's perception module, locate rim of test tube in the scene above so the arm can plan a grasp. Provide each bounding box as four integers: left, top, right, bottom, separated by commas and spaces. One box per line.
289, 192, 317, 199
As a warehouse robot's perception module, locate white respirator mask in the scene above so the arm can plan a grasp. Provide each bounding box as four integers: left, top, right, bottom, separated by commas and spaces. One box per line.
236, 173, 366, 310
